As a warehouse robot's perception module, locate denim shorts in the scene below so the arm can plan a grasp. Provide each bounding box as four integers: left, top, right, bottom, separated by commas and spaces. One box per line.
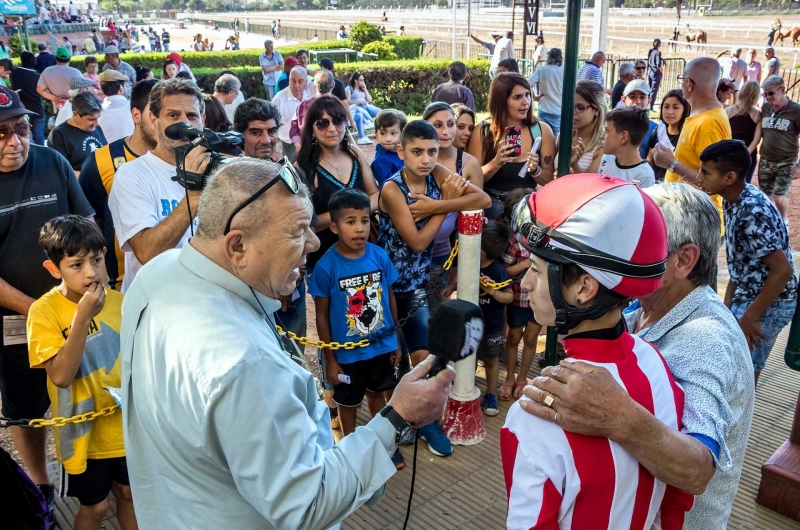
427, 254, 451, 314
507, 304, 538, 329
731, 297, 796, 372
394, 289, 430, 354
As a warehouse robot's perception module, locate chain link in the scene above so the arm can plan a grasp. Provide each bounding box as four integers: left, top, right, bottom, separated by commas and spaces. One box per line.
480, 277, 514, 290
442, 240, 458, 271
277, 296, 428, 351
0, 405, 119, 429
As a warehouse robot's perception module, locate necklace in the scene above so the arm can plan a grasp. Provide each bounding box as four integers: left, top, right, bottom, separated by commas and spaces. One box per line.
402, 169, 426, 196
321, 151, 345, 176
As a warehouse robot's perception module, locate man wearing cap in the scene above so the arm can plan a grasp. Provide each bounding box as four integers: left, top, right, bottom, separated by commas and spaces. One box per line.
532, 34, 548, 65
54, 75, 98, 128
37, 47, 82, 118
102, 45, 136, 97
98, 70, 134, 143
0, 85, 94, 524
48, 91, 107, 173
277, 56, 299, 91
83, 31, 97, 54
273, 66, 315, 161
621, 78, 659, 160
35, 42, 56, 74
79, 79, 159, 291
259, 38, 284, 101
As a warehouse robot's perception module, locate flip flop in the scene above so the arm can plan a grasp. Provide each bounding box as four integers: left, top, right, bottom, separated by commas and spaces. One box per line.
513, 380, 529, 400
498, 381, 515, 401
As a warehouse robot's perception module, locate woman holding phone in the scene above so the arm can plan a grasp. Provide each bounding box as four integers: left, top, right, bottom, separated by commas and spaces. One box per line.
467, 72, 556, 219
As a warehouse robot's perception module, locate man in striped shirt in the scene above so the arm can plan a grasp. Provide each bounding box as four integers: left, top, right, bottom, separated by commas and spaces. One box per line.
578, 51, 611, 95
502, 175, 693, 529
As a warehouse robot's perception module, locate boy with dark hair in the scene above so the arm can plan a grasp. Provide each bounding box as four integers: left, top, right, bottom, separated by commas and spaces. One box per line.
26, 215, 136, 529
377, 119, 490, 456
308, 189, 405, 469
477, 219, 513, 416
599, 106, 655, 188
371, 108, 407, 186
697, 139, 797, 385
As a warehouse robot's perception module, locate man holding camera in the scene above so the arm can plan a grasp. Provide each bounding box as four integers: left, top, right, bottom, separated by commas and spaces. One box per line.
109, 78, 210, 292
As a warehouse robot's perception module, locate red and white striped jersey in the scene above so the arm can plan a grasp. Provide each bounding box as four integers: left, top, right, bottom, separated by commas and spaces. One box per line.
501, 327, 694, 530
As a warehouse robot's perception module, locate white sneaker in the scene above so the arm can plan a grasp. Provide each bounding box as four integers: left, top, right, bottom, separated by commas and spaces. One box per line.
357, 137, 373, 145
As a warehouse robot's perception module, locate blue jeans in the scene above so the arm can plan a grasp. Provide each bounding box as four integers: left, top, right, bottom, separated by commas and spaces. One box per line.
394, 289, 430, 353
356, 103, 380, 118
264, 84, 276, 101
731, 297, 796, 372
274, 281, 307, 353
537, 110, 561, 140
30, 115, 45, 146
352, 109, 367, 139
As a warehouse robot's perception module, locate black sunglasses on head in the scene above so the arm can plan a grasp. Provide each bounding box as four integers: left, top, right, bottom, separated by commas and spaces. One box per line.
223, 157, 301, 235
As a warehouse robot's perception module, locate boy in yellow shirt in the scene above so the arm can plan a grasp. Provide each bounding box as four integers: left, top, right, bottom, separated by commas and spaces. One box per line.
26, 215, 137, 530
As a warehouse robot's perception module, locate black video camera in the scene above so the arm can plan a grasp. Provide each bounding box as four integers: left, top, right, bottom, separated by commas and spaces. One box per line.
167, 123, 244, 192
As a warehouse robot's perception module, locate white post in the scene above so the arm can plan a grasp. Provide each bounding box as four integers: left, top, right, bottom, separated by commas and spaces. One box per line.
591, 0, 608, 52
441, 211, 486, 445
467, 0, 472, 59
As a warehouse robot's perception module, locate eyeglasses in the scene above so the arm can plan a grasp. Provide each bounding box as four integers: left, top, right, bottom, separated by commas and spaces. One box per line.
314, 117, 346, 131
223, 157, 301, 235
677, 75, 694, 84
0, 122, 31, 141
763, 90, 781, 97
574, 103, 594, 113
635, 66, 646, 70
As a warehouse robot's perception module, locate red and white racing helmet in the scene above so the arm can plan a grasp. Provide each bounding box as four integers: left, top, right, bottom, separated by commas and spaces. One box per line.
511, 174, 668, 330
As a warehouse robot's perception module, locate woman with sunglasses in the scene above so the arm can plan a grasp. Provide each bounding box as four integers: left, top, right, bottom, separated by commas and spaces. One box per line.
467, 72, 556, 220
716, 78, 736, 107
557, 80, 606, 176
295, 97, 379, 273
726, 80, 762, 183
634, 59, 648, 80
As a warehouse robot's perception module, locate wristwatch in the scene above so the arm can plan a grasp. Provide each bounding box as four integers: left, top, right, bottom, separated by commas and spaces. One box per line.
668, 160, 678, 173
379, 405, 416, 445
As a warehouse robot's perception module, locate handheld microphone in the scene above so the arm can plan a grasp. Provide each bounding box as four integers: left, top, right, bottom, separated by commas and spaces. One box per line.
427, 299, 484, 378
164, 122, 204, 141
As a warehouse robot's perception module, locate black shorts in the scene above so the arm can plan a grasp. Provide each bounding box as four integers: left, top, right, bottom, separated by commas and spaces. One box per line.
506, 304, 538, 329
477, 329, 505, 361
0, 344, 50, 420
333, 353, 398, 407
60, 457, 130, 507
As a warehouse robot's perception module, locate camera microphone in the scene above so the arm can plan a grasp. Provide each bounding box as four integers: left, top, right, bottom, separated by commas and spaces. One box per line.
164, 123, 204, 141
427, 299, 484, 378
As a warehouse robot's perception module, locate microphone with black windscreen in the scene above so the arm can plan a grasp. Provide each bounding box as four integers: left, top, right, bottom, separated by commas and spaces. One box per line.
164, 122, 204, 142
427, 299, 484, 378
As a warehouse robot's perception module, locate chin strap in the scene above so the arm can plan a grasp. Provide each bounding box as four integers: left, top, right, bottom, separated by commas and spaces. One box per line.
546, 262, 629, 334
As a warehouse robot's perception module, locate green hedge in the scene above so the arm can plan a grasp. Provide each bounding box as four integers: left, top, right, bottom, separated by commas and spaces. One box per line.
190, 58, 490, 116
56, 36, 423, 71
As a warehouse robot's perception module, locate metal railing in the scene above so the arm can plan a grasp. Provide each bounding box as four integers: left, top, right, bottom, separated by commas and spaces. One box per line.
0, 21, 99, 37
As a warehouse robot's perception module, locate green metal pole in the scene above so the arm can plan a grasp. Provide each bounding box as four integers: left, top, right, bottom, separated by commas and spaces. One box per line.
784, 301, 800, 372
545, 0, 583, 368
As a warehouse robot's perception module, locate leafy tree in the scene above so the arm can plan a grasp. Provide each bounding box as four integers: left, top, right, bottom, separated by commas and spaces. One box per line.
346, 21, 383, 51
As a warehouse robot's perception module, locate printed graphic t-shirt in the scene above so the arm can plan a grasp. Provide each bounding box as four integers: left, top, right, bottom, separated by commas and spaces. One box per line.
27, 288, 125, 474
48, 121, 108, 171
308, 243, 400, 365
109, 151, 195, 292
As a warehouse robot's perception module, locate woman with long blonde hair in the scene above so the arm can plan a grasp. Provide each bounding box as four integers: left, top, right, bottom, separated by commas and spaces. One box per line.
467, 72, 556, 219
726, 80, 762, 183
559, 79, 606, 175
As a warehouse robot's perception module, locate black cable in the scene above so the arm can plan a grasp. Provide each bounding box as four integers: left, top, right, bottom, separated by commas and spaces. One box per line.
184, 184, 194, 237
401, 430, 420, 530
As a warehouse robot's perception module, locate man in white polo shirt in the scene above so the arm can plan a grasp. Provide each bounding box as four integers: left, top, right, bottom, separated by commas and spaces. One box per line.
109, 78, 210, 292
272, 66, 315, 161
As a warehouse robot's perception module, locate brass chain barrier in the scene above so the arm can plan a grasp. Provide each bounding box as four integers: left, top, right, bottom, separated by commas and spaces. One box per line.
1, 405, 119, 429
442, 240, 458, 271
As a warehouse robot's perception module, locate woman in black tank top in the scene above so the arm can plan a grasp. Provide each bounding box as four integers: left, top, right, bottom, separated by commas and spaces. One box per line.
725, 81, 762, 184
466, 72, 556, 219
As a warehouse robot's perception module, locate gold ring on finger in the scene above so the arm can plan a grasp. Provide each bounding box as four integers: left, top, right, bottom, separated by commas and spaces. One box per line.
543, 394, 555, 407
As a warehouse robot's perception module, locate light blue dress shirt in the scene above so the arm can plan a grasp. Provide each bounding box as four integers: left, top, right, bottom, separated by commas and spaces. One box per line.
121, 243, 397, 530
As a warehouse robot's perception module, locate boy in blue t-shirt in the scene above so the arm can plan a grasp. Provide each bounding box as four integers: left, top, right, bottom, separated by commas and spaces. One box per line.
477, 220, 513, 417
370, 109, 407, 186
308, 188, 405, 468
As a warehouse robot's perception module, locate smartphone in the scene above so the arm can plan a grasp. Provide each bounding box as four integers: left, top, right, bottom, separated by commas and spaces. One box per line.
504, 125, 522, 157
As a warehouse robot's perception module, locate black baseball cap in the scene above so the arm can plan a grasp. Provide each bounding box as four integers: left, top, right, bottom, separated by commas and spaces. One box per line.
0, 86, 39, 122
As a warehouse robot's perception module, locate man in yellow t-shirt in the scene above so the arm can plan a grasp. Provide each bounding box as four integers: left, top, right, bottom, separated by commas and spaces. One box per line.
653, 57, 732, 234
27, 215, 137, 529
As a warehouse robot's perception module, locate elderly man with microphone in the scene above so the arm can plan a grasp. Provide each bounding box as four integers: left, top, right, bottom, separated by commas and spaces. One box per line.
120, 157, 456, 530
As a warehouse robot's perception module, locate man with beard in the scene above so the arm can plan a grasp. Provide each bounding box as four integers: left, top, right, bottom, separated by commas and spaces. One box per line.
79, 79, 158, 291
108, 78, 211, 292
